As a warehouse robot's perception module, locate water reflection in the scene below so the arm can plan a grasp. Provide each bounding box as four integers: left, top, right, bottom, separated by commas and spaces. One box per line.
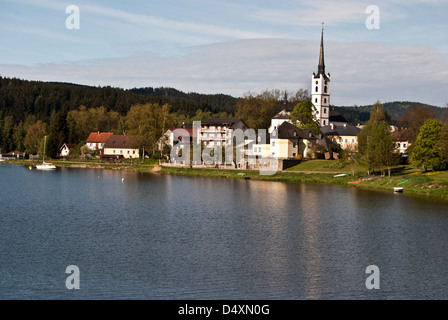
1, 165, 448, 299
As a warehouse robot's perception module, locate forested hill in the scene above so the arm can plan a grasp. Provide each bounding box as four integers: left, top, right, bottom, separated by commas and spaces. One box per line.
0, 77, 238, 123
335, 101, 447, 125
0, 76, 445, 126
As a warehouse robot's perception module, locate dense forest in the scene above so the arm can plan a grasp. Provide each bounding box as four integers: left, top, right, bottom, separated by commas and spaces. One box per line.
0, 76, 446, 156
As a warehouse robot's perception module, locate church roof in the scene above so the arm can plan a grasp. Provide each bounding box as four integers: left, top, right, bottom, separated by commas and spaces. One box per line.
313, 26, 329, 80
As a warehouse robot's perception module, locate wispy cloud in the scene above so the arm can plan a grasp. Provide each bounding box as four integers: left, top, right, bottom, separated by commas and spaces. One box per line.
2, 39, 447, 106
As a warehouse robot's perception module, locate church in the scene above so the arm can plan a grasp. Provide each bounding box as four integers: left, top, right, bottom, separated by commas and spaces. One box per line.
268, 26, 360, 154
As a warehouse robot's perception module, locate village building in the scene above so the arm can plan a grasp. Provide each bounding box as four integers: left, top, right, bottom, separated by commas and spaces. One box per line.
158, 123, 194, 152
320, 122, 361, 150
197, 118, 249, 147
86, 132, 114, 151
59, 143, 76, 158
102, 135, 139, 160
391, 127, 411, 155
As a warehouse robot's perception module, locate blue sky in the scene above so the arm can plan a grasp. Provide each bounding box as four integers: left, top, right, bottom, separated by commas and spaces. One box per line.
1, 0, 447, 107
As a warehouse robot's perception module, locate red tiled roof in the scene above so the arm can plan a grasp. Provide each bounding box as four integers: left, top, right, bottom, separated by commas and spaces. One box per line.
86, 132, 114, 143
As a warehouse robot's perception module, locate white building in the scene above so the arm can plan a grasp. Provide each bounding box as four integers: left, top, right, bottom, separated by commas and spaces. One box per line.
103, 135, 140, 159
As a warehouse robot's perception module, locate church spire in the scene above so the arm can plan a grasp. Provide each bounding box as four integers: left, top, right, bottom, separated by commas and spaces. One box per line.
317, 22, 325, 76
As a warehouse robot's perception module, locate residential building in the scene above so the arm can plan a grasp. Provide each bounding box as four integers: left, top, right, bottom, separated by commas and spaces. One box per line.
320, 122, 361, 149
59, 143, 76, 157
197, 118, 249, 147
158, 123, 194, 152
391, 127, 411, 155
102, 135, 139, 159
86, 132, 114, 151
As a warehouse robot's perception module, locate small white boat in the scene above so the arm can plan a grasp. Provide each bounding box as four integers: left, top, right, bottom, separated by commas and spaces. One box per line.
35, 136, 56, 170
394, 187, 404, 193
36, 161, 56, 170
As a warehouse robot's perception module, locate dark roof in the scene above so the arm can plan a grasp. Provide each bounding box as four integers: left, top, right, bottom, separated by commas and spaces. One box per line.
202, 118, 248, 129
320, 123, 361, 136
329, 110, 348, 123
60, 143, 76, 150
391, 128, 411, 141
103, 135, 136, 149
276, 121, 313, 140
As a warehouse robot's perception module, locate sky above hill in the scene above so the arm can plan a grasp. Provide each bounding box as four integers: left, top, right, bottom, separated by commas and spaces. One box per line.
1, 0, 447, 107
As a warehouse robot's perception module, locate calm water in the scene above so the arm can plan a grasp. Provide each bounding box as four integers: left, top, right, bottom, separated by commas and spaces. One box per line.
0, 163, 447, 300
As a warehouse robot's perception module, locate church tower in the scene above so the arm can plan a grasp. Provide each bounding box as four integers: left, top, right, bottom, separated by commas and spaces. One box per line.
311, 24, 330, 126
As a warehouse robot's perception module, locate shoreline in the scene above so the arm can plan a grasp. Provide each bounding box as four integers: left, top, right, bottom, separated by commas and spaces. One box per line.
3, 159, 448, 201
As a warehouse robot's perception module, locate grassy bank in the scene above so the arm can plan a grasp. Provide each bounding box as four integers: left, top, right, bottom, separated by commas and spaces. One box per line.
4, 159, 448, 200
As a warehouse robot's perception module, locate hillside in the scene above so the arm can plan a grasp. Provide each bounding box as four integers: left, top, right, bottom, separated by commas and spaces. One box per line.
0, 77, 238, 124
335, 101, 447, 125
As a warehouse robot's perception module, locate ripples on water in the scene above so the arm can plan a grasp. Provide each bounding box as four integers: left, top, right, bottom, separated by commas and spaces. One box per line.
0, 164, 447, 299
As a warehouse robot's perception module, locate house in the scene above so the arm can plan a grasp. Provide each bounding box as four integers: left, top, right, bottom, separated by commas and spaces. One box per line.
391, 127, 411, 155
252, 122, 319, 160
102, 135, 140, 159
270, 122, 316, 159
86, 132, 114, 151
59, 143, 77, 157
320, 122, 361, 149
158, 123, 194, 152
197, 118, 249, 147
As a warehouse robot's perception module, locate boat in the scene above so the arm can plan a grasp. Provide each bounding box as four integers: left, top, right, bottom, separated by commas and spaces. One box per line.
394, 187, 404, 193
35, 136, 56, 170
334, 173, 349, 177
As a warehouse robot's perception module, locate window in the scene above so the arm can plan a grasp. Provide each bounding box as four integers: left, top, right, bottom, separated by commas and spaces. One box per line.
323, 120, 326, 125
315, 98, 318, 103
323, 108, 327, 114
345, 139, 348, 143
324, 98, 327, 104
324, 86, 327, 93
120, 150, 123, 154
403, 143, 407, 148
352, 139, 355, 143
127, 150, 130, 154
315, 86, 318, 92
293, 142, 297, 148
113, 150, 115, 154
293, 153, 297, 157
272, 141, 276, 147
315, 81, 318, 84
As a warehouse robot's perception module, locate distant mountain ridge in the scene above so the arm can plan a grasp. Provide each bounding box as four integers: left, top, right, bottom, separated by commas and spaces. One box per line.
334, 101, 447, 125
0, 77, 445, 125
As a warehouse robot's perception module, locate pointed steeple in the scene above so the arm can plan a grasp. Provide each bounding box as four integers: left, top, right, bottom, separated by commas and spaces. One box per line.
317, 22, 326, 78
318, 23, 325, 76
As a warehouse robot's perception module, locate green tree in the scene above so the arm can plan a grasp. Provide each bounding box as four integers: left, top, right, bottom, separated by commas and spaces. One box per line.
410, 119, 443, 171
126, 103, 174, 157
47, 108, 69, 158
289, 100, 321, 135
24, 120, 48, 154
358, 101, 399, 175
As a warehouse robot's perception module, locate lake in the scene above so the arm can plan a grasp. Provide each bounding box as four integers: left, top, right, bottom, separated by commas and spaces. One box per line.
0, 163, 447, 299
